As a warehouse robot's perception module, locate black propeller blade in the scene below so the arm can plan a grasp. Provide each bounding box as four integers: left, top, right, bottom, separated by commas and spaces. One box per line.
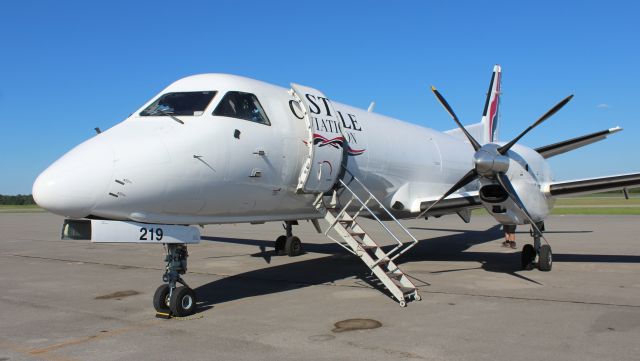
495, 172, 548, 242
416, 169, 478, 218
498, 95, 574, 154
431, 86, 482, 151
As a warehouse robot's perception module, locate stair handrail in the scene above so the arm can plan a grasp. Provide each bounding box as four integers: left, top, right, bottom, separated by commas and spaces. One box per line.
337, 167, 419, 264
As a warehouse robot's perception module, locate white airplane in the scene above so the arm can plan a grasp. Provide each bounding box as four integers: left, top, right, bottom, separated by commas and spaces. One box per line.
33, 65, 640, 317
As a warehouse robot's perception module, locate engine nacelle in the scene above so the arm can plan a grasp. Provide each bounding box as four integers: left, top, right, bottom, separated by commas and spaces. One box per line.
479, 183, 528, 225
478, 146, 554, 225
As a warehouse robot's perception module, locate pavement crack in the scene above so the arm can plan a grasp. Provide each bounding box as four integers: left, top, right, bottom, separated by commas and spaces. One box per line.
420, 289, 640, 309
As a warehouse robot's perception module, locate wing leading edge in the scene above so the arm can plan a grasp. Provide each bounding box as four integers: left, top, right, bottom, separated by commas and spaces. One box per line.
535, 127, 622, 159
546, 173, 640, 197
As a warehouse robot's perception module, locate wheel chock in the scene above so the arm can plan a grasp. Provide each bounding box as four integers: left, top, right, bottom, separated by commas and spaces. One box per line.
155, 311, 171, 319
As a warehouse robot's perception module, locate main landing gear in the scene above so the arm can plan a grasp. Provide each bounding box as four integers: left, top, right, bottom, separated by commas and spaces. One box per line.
274, 221, 302, 257
153, 244, 197, 318
521, 222, 552, 272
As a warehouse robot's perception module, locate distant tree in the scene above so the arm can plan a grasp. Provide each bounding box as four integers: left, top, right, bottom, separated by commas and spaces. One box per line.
0, 194, 36, 205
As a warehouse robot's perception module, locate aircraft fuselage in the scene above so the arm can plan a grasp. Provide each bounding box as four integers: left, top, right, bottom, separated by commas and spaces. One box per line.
33, 74, 553, 225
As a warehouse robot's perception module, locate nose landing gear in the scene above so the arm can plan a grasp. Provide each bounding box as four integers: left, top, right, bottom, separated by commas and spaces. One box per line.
153, 244, 197, 318
538, 244, 552, 271
274, 221, 303, 257
521, 222, 552, 271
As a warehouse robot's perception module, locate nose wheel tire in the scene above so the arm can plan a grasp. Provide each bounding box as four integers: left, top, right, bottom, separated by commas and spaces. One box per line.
275, 235, 287, 255
538, 244, 552, 272
521, 244, 536, 270
169, 286, 197, 317
285, 236, 302, 257
152, 284, 171, 313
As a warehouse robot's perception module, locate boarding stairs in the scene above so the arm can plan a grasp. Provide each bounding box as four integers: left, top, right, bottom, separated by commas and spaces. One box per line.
313, 170, 421, 306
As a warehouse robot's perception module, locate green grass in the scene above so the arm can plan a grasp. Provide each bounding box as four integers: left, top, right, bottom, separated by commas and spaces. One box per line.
0, 205, 44, 213
471, 197, 640, 216
554, 197, 640, 206
553, 197, 640, 214
550, 207, 640, 215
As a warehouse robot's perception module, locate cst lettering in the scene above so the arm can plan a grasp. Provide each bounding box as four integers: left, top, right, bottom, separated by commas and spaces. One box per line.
305, 94, 333, 116
337, 111, 362, 131
312, 117, 341, 134
289, 94, 363, 132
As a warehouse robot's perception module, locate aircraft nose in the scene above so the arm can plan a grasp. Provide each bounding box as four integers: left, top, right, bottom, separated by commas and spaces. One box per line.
33, 139, 114, 218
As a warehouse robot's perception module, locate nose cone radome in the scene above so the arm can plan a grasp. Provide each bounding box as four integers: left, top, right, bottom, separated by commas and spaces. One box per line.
33, 139, 113, 218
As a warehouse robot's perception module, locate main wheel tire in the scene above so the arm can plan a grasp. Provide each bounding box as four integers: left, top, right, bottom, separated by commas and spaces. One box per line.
285, 236, 302, 257
521, 244, 536, 270
275, 235, 287, 255
538, 244, 553, 272
169, 286, 197, 317
153, 284, 171, 313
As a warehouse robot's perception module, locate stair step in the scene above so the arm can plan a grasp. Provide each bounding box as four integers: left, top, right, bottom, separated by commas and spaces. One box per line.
386, 270, 403, 279
398, 284, 416, 295
401, 286, 416, 295
391, 279, 415, 294
338, 219, 354, 224
359, 244, 377, 251
348, 231, 366, 237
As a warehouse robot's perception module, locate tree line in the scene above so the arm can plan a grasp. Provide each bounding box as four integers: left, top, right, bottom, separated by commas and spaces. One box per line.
0, 194, 36, 205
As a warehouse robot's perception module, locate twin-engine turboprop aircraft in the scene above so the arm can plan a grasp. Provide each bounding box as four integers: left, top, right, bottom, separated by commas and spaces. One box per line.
33, 65, 640, 317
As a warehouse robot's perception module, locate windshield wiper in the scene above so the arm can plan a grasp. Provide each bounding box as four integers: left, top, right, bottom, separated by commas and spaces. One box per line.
149, 108, 184, 124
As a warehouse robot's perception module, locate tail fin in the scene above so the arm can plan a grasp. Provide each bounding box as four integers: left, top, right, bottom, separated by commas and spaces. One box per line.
480, 64, 501, 143
443, 65, 502, 144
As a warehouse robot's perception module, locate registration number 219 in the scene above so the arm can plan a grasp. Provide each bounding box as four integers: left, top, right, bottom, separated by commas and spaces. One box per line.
139, 227, 164, 241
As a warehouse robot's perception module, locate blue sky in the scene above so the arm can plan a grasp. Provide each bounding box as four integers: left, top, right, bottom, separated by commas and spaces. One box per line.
1, 0, 638, 194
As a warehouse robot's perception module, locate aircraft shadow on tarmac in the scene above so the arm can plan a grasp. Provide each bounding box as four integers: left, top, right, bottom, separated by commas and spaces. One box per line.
196, 226, 640, 312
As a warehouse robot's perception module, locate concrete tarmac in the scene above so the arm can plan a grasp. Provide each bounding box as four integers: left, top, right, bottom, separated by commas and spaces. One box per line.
1, 212, 639, 361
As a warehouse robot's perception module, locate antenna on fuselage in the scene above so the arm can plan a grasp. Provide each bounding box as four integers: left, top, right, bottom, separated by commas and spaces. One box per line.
367, 101, 376, 113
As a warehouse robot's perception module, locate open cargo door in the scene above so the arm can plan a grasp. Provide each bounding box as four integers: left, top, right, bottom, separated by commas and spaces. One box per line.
290, 83, 345, 193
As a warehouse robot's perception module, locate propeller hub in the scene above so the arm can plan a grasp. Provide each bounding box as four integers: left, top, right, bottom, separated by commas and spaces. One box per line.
474, 144, 510, 177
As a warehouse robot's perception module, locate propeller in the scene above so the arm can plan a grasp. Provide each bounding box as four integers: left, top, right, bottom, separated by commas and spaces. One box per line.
419, 169, 478, 216
495, 172, 548, 243
431, 87, 482, 151
417, 87, 573, 224
497, 95, 573, 154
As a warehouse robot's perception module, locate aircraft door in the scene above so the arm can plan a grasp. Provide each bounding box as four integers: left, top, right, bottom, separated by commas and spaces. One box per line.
290, 83, 345, 193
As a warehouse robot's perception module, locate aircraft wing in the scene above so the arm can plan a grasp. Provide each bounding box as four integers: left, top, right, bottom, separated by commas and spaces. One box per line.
546, 172, 640, 197
535, 127, 622, 159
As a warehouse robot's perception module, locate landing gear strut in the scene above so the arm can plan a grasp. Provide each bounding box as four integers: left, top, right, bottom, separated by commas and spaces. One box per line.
521, 222, 552, 271
153, 244, 197, 317
275, 221, 302, 257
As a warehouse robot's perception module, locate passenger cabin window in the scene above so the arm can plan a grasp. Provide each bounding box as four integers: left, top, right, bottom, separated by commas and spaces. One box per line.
140, 91, 217, 116
213, 91, 271, 125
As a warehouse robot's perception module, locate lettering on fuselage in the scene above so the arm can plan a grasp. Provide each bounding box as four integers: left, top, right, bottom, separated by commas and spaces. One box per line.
289, 95, 365, 156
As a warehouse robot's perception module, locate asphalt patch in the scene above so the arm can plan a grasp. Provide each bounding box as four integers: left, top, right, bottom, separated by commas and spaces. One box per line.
308, 334, 336, 342
332, 318, 382, 333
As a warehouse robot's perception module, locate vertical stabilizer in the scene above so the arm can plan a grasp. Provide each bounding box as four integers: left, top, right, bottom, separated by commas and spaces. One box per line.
481, 65, 501, 143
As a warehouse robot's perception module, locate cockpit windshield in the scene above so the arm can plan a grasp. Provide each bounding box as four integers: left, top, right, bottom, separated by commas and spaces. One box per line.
140, 91, 217, 116
213, 91, 271, 125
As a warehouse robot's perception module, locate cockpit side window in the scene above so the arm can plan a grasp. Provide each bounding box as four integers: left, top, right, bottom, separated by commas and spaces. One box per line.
140, 91, 217, 116
213, 91, 271, 125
